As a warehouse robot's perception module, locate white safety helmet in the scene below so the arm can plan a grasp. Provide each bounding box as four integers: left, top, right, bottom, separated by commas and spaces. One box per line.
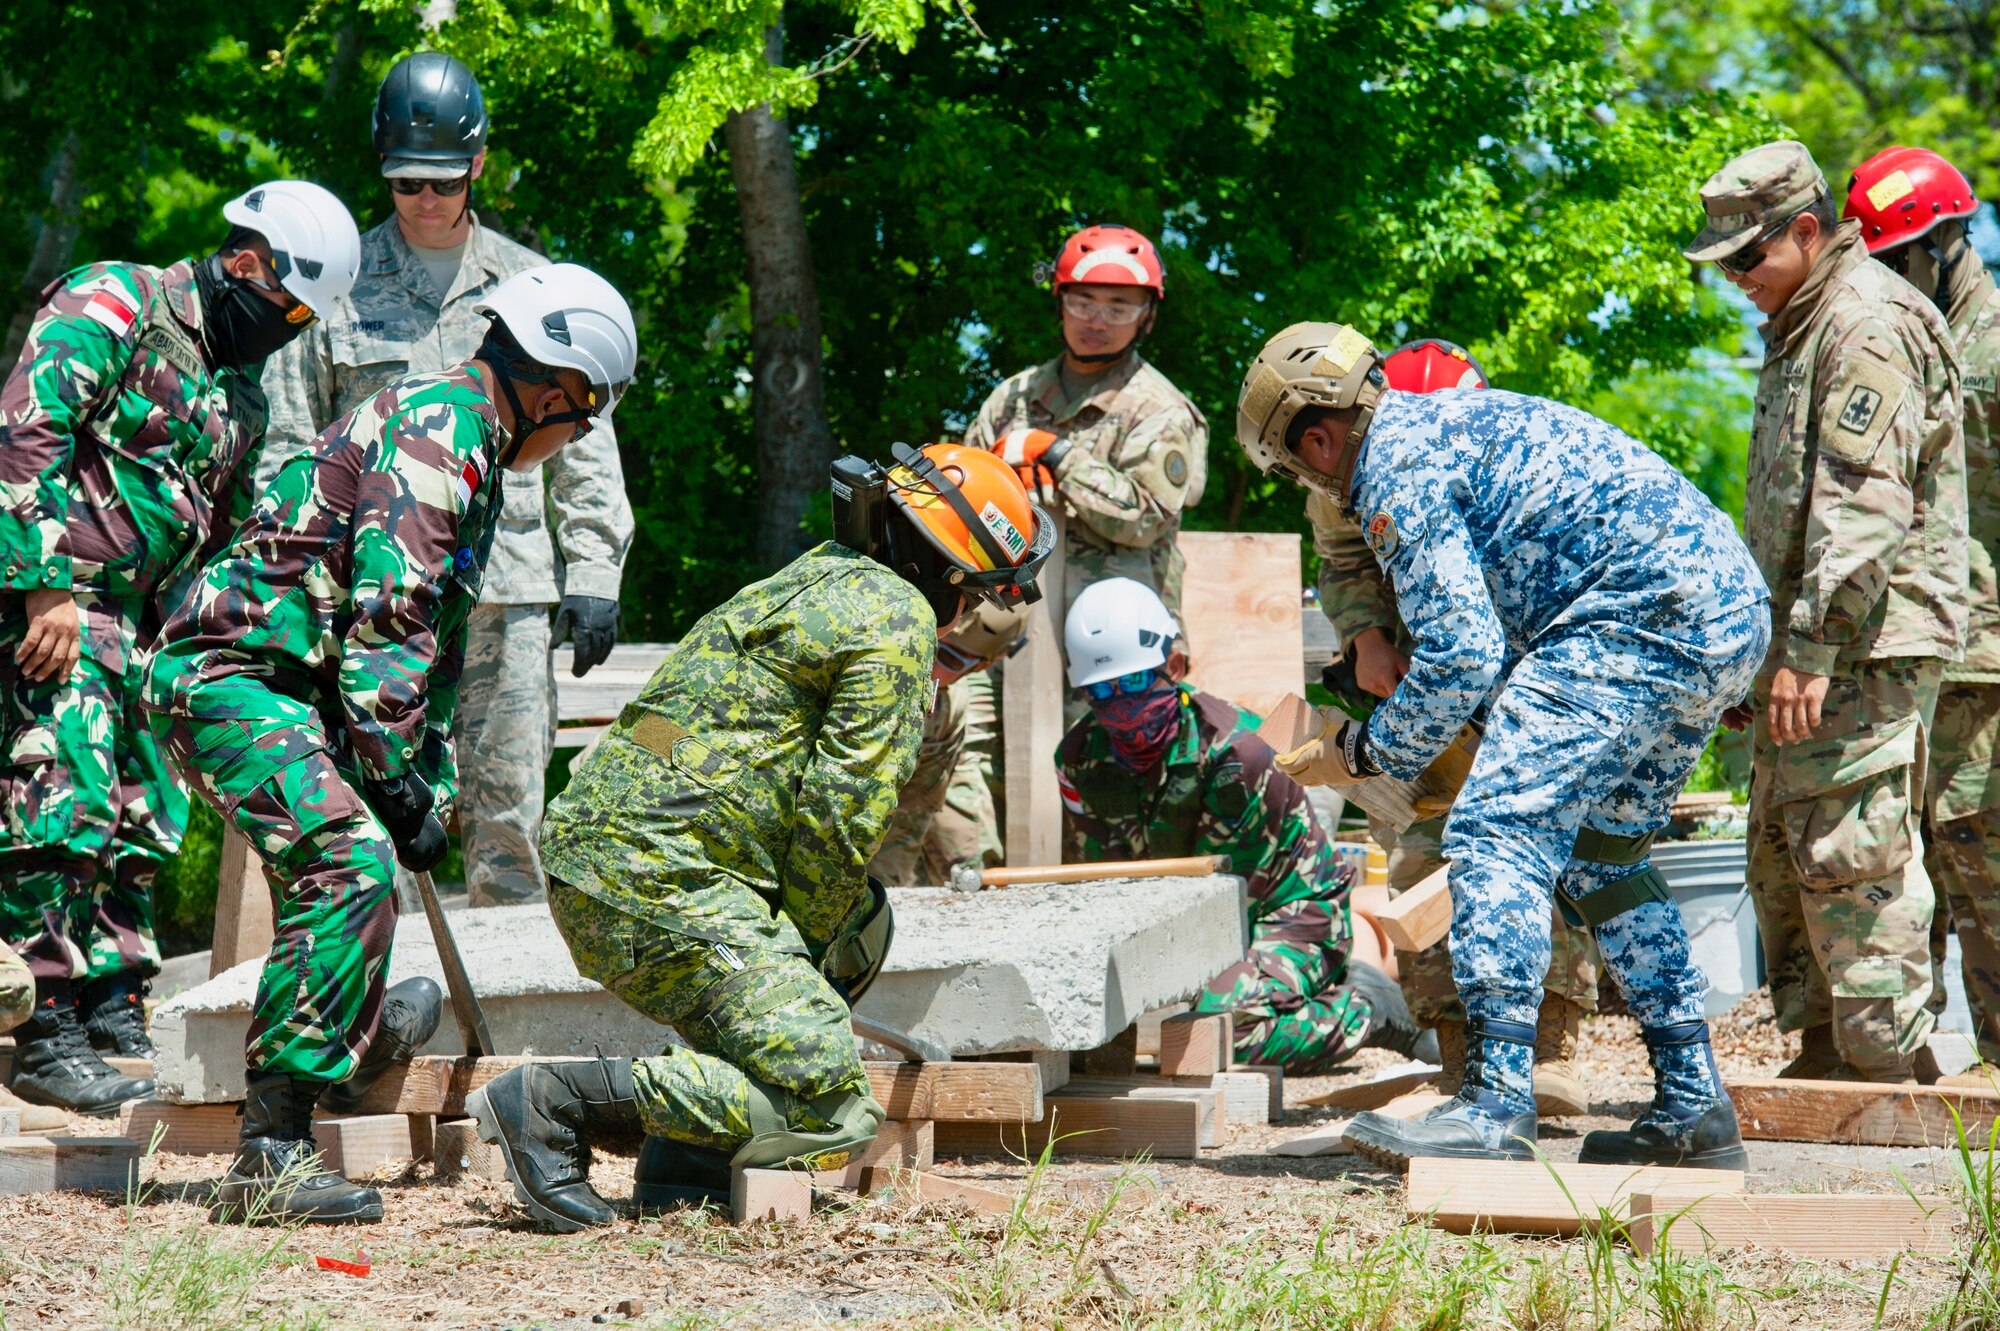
1065, 577, 1180, 688
220, 181, 362, 317
476, 263, 638, 418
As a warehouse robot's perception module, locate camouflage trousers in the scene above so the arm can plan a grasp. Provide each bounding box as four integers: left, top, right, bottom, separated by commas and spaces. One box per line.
453, 603, 556, 907
142, 668, 397, 1082
1749, 659, 1940, 1075
549, 880, 871, 1150
1446, 604, 1769, 1033
870, 678, 984, 886
0, 942, 32, 1033
952, 670, 1005, 865
1924, 679, 2000, 1062
1192, 900, 1367, 1073
0, 589, 181, 983
1372, 814, 1600, 1023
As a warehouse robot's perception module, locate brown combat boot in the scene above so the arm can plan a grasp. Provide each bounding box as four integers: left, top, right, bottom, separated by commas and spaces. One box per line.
0, 1083, 69, 1135
1777, 1023, 1841, 1079
1533, 994, 1589, 1117
1430, 1020, 1466, 1097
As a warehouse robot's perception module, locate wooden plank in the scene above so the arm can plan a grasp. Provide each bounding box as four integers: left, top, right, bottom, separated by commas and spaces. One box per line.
1135, 1004, 1191, 1057
1372, 866, 1452, 953
935, 1095, 1201, 1160
1003, 510, 1065, 868
0, 1110, 16, 1137
406, 1113, 435, 1164
551, 643, 675, 723
123, 1100, 242, 1155
867, 1061, 1043, 1123
104, 1057, 153, 1080
856, 1119, 934, 1171
1158, 1013, 1231, 1077
0, 1136, 141, 1196
1299, 1062, 1441, 1110
1728, 1077, 2000, 1147
1060, 1080, 1223, 1147
1230, 1062, 1284, 1121
432, 1119, 507, 1181
732, 1167, 812, 1224
1177, 531, 1305, 721
1269, 1090, 1446, 1158
312, 1114, 413, 1177
1629, 1190, 1956, 1258
978, 1049, 1070, 1095
1194, 1071, 1272, 1126
1407, 1158, 1745, 1236
1669, 790, 1733, 818
350, 1056, 566, 1116
911, 1170, 1017, 1216
209, 827, 273, 978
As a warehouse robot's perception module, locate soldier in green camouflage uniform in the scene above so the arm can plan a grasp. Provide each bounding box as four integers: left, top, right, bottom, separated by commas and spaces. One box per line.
0, 181, 360, 1113
1688, 141, 1965, 1082
143, 262, 635, 1223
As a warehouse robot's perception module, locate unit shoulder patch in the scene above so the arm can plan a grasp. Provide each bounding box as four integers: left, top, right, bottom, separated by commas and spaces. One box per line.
1818, 356, 1908, 467
1363, 511, 1399, 560
1162, 449, 1189, 487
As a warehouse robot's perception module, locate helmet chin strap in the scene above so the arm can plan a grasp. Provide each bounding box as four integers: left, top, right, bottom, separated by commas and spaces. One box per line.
493, 367, 539, 469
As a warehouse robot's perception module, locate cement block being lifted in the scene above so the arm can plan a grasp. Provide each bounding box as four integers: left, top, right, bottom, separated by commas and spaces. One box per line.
152, 876, 1248, 1102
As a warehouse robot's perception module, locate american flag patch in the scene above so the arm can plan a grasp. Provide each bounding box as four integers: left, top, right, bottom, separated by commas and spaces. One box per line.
453, 456, 486, 510
82, 290, 139, 337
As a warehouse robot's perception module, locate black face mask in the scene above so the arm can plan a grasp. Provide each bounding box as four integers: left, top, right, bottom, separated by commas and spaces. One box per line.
195, 254, 308, 369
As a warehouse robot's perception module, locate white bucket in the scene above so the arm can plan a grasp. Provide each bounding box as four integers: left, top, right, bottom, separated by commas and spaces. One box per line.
1652, 839, 1756, 1018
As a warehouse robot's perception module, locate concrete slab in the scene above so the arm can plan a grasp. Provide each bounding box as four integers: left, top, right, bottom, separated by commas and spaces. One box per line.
152, 876, 1249, 1102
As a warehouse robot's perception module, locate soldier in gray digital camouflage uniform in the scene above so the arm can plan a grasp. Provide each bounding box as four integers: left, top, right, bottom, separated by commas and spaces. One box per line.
260, 52, 632, 909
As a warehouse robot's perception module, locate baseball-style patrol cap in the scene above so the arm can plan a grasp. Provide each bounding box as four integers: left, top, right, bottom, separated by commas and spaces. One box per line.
381, 156, 474, 180
1683, 139, 1830, 262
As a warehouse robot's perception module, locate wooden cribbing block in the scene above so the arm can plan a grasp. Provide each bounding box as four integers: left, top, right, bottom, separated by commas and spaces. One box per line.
406, 1113, 435, 1163
1300, 1062, 1440, 1110
1198, 1071, 1273, 1125
1406, 1158, 1745, 1236
1158, 1013, 1231, 1077
1729, 1077, 2000, 1147
732, 1167, 813, 1224
432, 1119, 507, 1181
1134, 1004, 1190, 1057
123, 1100, 242, 1155
935, 1095, 1201, 1160
866, 1061, 1043, 1122
911, 1170, 1016, 1216
351, 1056, 560, 1116
0, 1136, 140, 1196
104, 1057, 153, 1080
1629, 1190, 1956, 1258
0, 1110, 17, 1137
312, 1115, 412, 1177
979, 1049, 1070, 1095
1061, 1080, 1224, 1146
1231, 1063, 1283, 1121
1371, 867, 1452, 953
855, 1119, 934, 1171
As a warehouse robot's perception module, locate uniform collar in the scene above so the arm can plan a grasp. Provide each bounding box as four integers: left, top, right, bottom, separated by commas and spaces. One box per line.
1946, 254, 1998, 333
371, 212, 509, 307
1028, 352, 1148, 424
158, 259, 205, 337
1760, 219, 1867, 356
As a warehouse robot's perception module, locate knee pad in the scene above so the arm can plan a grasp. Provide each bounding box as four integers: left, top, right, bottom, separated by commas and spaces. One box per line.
1560, 827, 1670, 928
730, 1077, 884, 1172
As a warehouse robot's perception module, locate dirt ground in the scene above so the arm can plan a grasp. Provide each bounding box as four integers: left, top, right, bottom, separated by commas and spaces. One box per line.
0, 993, 1986, 1331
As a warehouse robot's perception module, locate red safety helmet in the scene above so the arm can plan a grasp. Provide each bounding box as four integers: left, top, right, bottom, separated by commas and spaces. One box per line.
1050, 224, 1166, 298
1844, 146, 1977, 253
1381, 339, 1488, 393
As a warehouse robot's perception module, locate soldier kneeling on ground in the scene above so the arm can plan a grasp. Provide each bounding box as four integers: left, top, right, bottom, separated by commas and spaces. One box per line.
1057, 576, 1435, 1071
143, 263, 638, 1224
468, 444, 1052, 1231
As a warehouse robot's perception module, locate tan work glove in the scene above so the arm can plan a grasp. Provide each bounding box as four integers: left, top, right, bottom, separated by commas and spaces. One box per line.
1274, 708, 1380, 788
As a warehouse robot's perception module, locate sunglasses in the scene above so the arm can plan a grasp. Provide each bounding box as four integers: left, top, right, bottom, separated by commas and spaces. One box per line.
390, 173, 472, 198
1715, 212, 1803, 277
1060, 292, 1151, 326
1083, 668, 1160, 702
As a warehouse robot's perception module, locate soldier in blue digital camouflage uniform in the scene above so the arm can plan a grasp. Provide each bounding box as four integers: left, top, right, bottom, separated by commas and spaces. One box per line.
1235, 322, 1771, 1169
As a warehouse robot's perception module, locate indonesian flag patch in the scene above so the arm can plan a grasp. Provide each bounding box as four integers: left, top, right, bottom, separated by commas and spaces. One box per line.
82, 290, 139, 337
453, 455, 487, 511
1057, 771, 1085, 816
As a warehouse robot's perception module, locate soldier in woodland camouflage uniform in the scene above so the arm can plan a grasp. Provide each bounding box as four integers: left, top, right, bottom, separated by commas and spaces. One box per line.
467, 443, 1053, 1232
0, 182, 360, 1115
870, 601, 1028, 886
1306, 337, 1602, 1117
1690, 141, 1965, 1084
144, 264, 635, 1224
1057, 578, 1427, 1071
1843, 148, 2000, 1081
261, 53, 632, 909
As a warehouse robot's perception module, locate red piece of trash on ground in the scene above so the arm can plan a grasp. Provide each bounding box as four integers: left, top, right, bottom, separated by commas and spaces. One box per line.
316, 1251, 371, 1277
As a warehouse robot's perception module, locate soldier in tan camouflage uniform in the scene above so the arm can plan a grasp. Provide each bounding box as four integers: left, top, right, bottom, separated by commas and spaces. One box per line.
870, 601, 1028, 886
261, 53, 632, 909
1687, 140, 1965, 1083
1306, 337, 1602, 1117
1845, 147, 2000, 1080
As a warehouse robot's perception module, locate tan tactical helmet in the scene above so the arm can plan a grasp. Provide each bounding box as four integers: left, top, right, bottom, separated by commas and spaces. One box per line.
1235, 321, 1385, 499
935, 600, 1032, 683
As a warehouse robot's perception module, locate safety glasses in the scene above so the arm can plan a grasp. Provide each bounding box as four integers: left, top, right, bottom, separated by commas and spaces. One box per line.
1715, 212, 1802, 277
1083, 669, 1160, 702
390, 173, 472, 197
1060, 292, 1151, 326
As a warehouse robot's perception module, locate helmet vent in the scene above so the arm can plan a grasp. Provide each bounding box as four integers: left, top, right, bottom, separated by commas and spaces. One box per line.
244, 190, 265, 212
542, 312, 573, 346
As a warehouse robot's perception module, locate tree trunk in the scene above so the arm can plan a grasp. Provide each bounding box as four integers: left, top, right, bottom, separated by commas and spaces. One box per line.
724, 20, 836, 570
3, 130, 84, 375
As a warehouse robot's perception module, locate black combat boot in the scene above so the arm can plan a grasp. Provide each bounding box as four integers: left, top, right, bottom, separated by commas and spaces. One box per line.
1344, 1015, 1539, 1170
632, 1136, 734, 1211
80, 972, 155, 1058
465, 1058, 642, 1233
320, 978, 443, 1113
1579, 1020, 1748, 1170
1348, 961, 1442, 1065
12, 981, 155, 1115
211, 1069, 384, 1224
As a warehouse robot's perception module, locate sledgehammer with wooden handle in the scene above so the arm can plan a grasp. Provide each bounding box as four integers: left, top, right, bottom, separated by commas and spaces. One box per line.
948, 854, 1231, 893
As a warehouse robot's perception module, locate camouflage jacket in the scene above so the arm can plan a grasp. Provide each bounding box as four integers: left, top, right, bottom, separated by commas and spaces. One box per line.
540, 543, 936, 954
1057, 686, 1350, 949
964, 353, 1206, 612
1750, 221, 1965, 678
1307, 490, 1400, 653
1351, 388, 1767, 779
1947, 267, 2000, 681
0, 260, 265, 609
148, 366, 503, 801
259, 216, 630, 605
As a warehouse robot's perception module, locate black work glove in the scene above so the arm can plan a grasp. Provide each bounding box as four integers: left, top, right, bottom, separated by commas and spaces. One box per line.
362, 772, 449, 872
555, 595, 619, 677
